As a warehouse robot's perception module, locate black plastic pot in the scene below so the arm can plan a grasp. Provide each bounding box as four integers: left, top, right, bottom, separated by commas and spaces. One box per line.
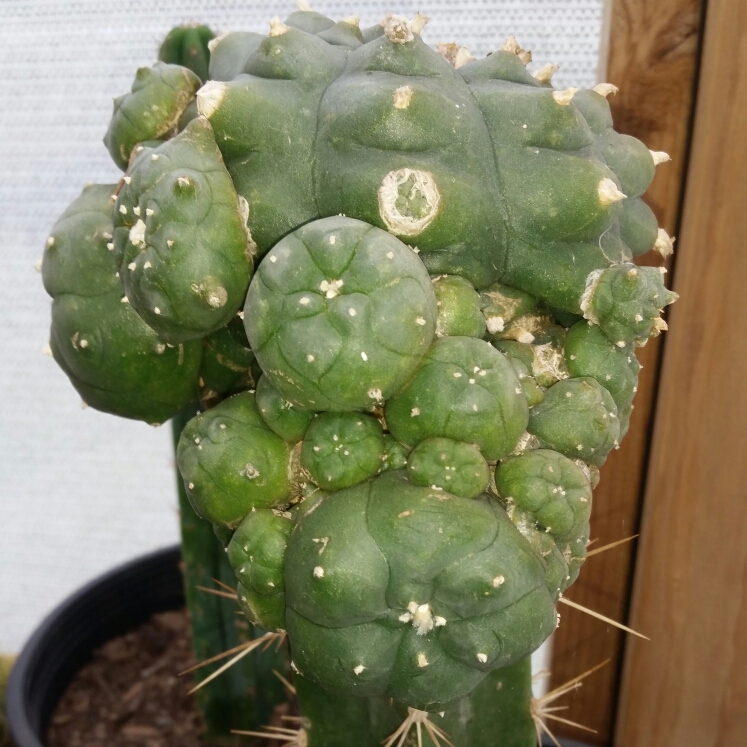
6, 545, 184, 747
5, 545, 589, 747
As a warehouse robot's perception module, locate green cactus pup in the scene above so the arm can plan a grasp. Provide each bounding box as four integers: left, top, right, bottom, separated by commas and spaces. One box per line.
42, 6, 681, 746
104, 62, 201, 170
158, 24, 215, 82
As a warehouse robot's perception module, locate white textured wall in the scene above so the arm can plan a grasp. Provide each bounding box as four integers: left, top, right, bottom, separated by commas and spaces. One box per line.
0, 0, 604, 653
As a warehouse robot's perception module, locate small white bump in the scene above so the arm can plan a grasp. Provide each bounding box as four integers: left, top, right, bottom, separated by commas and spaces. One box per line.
154, 307, 161, 315
492, 575, 505, 587
299, 296, 310, 305
361, 351, 368, 361
411, 407, 420, 417
386, 252, 394, 259
348, 307, 357, 317
270, 255, 277, 263
415, 317, 426, 326
128, 262, 136, 270
313, 566, 325, 578
119, 205, 127, 214
417, 653, 428, 668
307, 354, 315, 362
354, 665, 365, 675
477, 653, 488, 663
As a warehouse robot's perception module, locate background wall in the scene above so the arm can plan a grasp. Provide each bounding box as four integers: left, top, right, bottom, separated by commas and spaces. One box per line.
0, 0, 604, 653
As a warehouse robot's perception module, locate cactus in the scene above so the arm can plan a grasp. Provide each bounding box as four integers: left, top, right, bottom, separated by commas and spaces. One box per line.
42, 5, 679, 746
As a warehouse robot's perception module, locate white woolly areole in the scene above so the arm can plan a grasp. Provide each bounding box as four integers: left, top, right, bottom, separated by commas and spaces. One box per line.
207, 32, 230, 53
650, 150, 671, 166
382, 13, 428, 43
378, 168, 441, 236
654, 228, 675, 258
297, 0, 312, 10
579, 268, 605, 325
502, 35, 532, 64
485, 315, 505, 334
393, 85, 413, 110
383, 15, 414, 43
552, 87, 578, 106
532, 343, 569, 382
502, 34, 521, 54
407, 602, 437, 635
435, 42, 459, 66
410, 12, 429, 34
128, 219, 146, 247
343, 15, 360, 27
269, 17, 288, 37
597, 177, 626, 205
533, 63, 559, 84
319, 278, 343, 299
196, 81, 227, 119
593, 82, 619, 98
454, 47, 476, 69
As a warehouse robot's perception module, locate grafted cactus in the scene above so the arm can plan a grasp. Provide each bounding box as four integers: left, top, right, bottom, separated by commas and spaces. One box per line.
42, 5, 678, 746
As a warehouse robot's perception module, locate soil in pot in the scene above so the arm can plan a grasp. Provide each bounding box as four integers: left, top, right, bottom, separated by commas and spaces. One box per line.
45, 609, 291, 747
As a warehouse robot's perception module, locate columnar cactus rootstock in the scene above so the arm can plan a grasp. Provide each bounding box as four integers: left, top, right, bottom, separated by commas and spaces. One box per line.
42, 6, 677, 746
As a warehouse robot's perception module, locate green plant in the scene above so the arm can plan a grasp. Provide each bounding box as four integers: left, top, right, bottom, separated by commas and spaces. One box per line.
42, 5, 677, 746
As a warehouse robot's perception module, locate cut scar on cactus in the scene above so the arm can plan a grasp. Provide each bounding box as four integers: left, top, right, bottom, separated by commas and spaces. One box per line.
530, 660, 609, 747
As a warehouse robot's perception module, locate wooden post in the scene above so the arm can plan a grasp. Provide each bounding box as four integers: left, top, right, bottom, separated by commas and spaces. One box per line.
616, 1, 747, 744
548, 0, 704, 742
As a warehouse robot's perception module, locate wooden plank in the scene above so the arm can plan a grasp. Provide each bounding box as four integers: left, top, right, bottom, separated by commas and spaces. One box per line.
615, 1, 747, 745
547, 0, 703, 742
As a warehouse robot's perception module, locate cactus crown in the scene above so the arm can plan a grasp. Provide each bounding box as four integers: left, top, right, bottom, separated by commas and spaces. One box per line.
42, 6, 676, 746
